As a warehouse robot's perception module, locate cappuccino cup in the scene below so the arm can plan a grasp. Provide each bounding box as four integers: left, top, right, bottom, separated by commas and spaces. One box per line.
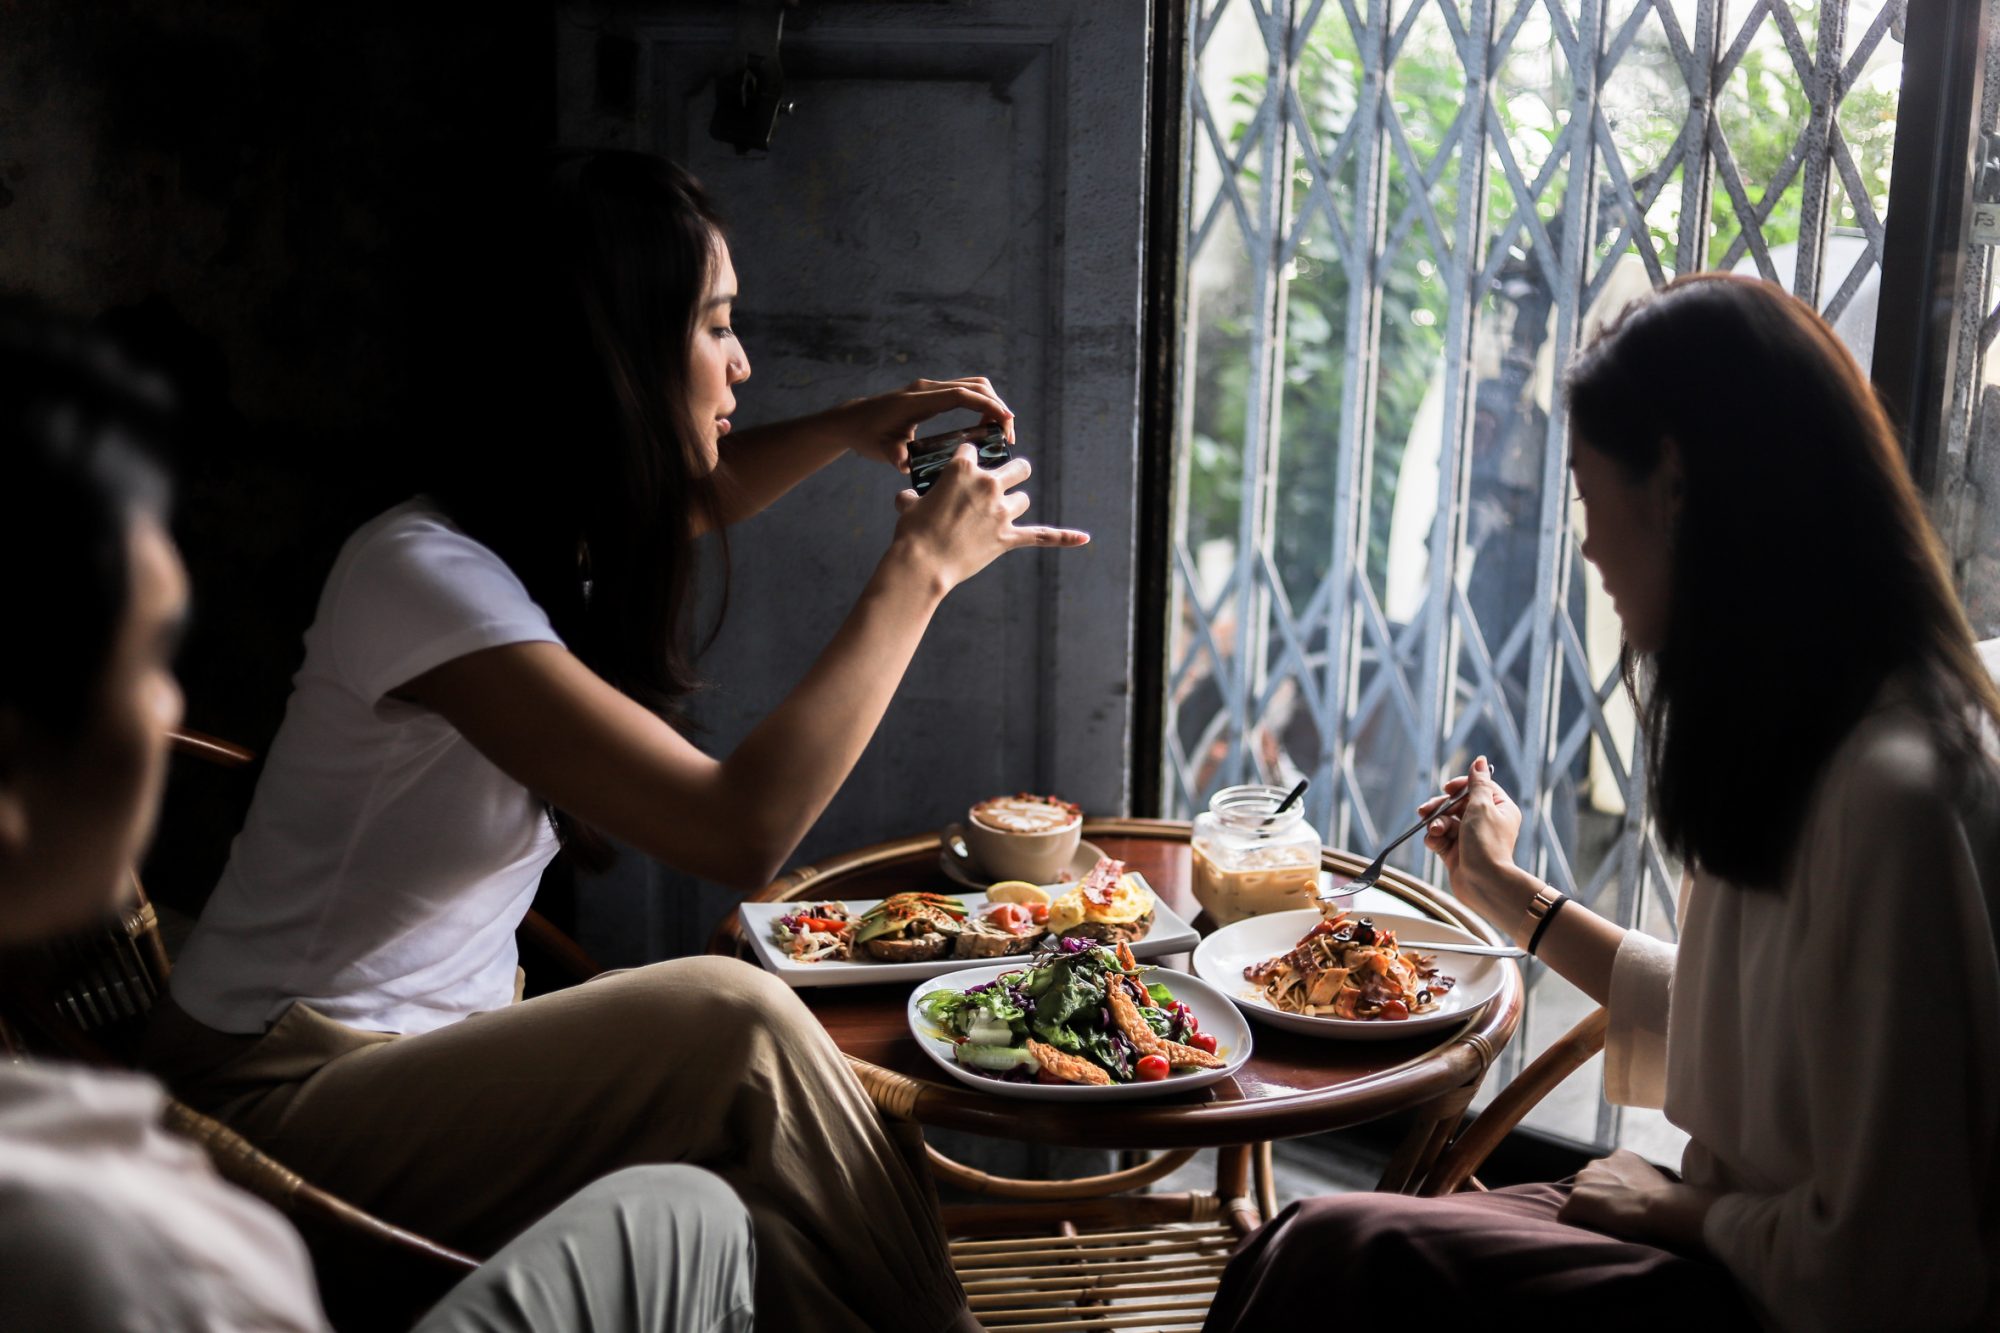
942, 794, 1082, 885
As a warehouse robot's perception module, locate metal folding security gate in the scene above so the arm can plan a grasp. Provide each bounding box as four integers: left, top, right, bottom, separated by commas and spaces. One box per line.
1164, 0, 1908, 1147
1928, 1, 2000, 640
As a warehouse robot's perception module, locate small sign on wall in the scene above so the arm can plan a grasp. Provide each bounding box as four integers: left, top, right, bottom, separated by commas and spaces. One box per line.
1974, 131, 2000, 246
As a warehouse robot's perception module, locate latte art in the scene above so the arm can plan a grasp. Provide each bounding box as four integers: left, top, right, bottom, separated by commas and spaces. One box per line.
971, 794, 1080, 835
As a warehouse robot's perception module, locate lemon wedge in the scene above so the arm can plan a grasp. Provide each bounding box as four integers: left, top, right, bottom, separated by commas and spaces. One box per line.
986, 880, 1052, 906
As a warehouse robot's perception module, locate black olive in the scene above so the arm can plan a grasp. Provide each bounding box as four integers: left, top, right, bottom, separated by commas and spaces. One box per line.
1354, 920, 1377, 946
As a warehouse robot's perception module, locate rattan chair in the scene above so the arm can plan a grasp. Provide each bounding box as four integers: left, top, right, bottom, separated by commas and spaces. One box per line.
0, 727, 600, 1329
1418, 1006, 1609, 1197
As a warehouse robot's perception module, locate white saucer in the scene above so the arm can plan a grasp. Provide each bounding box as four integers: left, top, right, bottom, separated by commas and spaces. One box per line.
938, 836, 1114, 891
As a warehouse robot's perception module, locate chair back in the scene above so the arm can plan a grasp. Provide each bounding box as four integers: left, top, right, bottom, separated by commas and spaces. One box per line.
0, 728, 241, 1068
0, 875, 171, 1067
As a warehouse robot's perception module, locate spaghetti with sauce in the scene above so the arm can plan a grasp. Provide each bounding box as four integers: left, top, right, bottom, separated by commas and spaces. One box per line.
1243, 910, 1455, 1020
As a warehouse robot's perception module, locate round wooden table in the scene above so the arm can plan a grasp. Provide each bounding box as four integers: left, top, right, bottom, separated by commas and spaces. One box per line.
716, 818, 1524, 1230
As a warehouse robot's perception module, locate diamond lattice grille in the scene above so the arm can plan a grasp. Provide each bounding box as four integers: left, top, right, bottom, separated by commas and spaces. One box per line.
1168, 0, 1907, 1148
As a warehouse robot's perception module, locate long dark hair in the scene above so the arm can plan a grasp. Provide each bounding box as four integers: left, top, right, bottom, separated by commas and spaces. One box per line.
0, 298, 173, 743
1565, 273, 2000, 888
423, 151, 729, 864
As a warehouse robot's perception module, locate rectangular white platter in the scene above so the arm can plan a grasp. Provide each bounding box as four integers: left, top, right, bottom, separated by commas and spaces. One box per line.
739, 874, 1200, 989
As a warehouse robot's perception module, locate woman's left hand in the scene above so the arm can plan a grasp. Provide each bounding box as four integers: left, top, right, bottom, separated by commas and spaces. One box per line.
830, 377, 1016, 471
1559, 1149, 1716, 1253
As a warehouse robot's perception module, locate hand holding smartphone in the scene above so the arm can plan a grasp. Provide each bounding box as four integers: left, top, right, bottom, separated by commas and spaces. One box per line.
907, 422, 1013, 496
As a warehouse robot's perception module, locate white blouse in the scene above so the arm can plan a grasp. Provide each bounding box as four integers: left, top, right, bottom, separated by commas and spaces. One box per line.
1605, 682, 2000, 1330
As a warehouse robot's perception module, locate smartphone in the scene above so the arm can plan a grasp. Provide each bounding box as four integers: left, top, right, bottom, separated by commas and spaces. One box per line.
908, 422, 1012, 496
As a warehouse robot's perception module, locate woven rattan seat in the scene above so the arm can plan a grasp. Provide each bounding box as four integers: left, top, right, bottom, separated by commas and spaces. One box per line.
954, 1223, 1235, 1330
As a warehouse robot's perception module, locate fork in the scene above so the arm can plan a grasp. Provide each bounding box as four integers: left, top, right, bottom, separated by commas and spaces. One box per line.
1317, 772, 1488, 903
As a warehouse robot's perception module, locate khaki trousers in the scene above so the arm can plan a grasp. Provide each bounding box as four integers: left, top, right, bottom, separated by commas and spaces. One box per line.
144, 957, 969, 1333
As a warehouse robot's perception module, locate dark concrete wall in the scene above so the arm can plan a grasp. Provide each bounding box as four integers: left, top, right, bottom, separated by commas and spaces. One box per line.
558, 2, 1152, 962
2, 2, 1152, 966
0, 2, 552, 911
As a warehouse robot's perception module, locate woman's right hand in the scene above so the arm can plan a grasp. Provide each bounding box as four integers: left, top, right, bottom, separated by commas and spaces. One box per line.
1419, 756, 1521, 917
889, 445, 1088, 592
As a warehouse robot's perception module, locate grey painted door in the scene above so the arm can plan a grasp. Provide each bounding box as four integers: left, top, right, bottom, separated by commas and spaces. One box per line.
555, 2, 1152, 958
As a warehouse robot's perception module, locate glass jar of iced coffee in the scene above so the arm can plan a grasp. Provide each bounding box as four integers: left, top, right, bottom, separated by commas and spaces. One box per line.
1189, 784, 1322, 926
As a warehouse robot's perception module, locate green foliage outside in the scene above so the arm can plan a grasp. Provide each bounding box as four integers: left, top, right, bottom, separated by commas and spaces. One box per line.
1183, 2, 1900, 609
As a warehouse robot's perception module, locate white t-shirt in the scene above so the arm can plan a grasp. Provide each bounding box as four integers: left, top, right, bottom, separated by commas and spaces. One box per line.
0, 1061, 328, 1332
171, 500, 564, 1035
1604, 681, 2000, 1331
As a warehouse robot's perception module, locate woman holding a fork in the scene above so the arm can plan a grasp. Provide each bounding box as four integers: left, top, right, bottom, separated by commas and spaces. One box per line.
1206, 274, 2000, 1332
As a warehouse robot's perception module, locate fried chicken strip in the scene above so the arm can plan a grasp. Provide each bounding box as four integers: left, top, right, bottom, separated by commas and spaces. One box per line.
1026, 1038, 1112, 1086
1107, 985, 1226, 1070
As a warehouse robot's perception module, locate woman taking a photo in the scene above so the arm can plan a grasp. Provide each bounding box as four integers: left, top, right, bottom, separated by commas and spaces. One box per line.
146, 150, 1085, 1333
1205, 274, 2000, 1331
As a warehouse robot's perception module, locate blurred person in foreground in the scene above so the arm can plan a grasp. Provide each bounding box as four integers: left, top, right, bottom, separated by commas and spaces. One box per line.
1206, 274, 2000, 1332
0, 302, 755, 1332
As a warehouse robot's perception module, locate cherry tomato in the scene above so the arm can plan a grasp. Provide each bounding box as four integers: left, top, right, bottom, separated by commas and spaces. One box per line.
797, 917, 847, 934
1135, 1054, 1170, 1081
1188, 1032, 1219, 1055
1309, 920, 1336, 937
1378, 999, 1410, 1021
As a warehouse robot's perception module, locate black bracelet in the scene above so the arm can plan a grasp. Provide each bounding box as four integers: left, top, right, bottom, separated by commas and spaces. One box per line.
1526, 892, 1570, 956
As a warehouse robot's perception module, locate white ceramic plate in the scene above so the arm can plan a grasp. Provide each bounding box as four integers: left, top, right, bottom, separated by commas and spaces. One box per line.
739, 873, 1199, 989
906, 960, 1253, 1101
1192, 909, 1505, 1041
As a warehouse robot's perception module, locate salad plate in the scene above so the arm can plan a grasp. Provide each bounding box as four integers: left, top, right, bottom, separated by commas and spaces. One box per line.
739, 876, 1200, 989
907, 950, 1252, 1102
1192, 909, 1507, 1041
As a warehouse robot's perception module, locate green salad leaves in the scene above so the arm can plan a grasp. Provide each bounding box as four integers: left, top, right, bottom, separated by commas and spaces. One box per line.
918, 942, 1186, 1084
